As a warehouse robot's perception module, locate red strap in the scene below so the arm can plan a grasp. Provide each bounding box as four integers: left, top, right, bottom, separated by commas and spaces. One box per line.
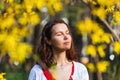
43, 69, 54, 80
43, 62, 74, 80
69, 62, 74, 80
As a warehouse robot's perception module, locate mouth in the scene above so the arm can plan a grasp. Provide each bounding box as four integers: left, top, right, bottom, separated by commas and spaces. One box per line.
64, 42, 70, 45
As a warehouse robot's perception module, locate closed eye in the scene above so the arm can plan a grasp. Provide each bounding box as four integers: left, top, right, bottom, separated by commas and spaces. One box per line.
66, 31, 70, 35
56, 32, 62, 36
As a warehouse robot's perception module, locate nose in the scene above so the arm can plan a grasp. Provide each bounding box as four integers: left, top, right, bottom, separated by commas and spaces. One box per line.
64, 34, 68, 40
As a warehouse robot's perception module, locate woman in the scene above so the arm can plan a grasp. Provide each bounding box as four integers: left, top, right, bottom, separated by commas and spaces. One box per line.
28, 19, 89, 80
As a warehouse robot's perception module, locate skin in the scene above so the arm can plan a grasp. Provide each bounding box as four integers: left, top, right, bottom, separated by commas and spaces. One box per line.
47, 23, 73, 80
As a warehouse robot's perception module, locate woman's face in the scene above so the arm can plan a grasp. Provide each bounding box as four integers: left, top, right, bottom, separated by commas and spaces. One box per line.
49, 23, 72, 52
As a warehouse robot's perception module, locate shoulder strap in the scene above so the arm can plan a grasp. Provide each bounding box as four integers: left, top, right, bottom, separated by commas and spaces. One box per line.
69, 61, 74, 80
43, 69, 54, 80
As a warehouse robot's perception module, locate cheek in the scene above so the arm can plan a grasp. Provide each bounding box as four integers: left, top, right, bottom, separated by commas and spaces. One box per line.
52, 37, 62, 45
66, 35, 72, 43
51, 37, 63, 47
68, 36, 72, 41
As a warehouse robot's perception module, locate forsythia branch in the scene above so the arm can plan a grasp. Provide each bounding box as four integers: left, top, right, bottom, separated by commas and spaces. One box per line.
101, 19, 120, 41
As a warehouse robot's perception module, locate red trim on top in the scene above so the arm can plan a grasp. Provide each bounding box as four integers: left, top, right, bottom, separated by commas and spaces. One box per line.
43, 69, 54, 80
69, 61, 74, 80
42, 61, 74, 80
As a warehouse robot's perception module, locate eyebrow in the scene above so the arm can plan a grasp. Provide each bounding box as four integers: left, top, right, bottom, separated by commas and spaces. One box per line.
55, 30, 69, 34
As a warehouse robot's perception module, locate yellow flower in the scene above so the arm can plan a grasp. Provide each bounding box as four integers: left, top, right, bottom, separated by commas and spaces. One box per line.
34, 0, 45, 10
92, 7, 107, 19
23, 0, 35, 13
97, 0, 114, 7
1, 15, 14, 29
76, 18, 103, 36
91, 33, 101, 44
4, 0, 13, 3
0, 72, 6, 80
85, 45, 97, 57
29, 12, 40, 25
97, 61, 109, 72
76, 21, 87, 35
113, 11, 120, 24
0, 33, 7, 44
11, 27, 28, 38
91, 29, 104, 44
19, 27, 28, 37
18, 12, 40, 25
101, 33, 111, 44
14, 4, 23, 15
9, 43, 32, 63
105, 5, 115, 12
18, 12, 28, 25
46, 0, 63, 15
113, 41, 120, 54
87, 63, 96, 72
53, 2, 62, 12
84, 18, 94, 33
6, 7, 13, 14
87, 0, 97, 5
2, 34, 19, 52
91, 29, 111, 44
76, 18, 96, 35
97, 45, 106, 58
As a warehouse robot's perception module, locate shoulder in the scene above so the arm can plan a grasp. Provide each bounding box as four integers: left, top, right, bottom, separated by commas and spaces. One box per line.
73, 61, 87, 70
31, 64, 42, 72
28, 64, 46, 80
72, 61, 89, 80
29, 64, 43, 75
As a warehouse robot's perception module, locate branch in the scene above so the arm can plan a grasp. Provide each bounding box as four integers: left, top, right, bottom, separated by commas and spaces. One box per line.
81, 0, 120, 41
101, 19, 120, 41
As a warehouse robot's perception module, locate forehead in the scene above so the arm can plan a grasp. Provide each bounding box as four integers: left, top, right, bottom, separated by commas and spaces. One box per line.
52, 23, 69, 32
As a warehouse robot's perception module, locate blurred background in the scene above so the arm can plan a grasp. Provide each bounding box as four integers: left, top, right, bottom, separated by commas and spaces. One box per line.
0, 0, 120, 80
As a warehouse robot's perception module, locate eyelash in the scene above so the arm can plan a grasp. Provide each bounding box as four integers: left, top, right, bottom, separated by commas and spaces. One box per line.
57, 33, 62, 36
56, 32, 70, 36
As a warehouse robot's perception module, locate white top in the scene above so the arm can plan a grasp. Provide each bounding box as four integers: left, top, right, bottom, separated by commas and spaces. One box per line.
28, 61, 89, 80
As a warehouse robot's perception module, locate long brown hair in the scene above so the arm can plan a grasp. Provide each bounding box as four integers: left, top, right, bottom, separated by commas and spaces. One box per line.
38, 19, 78, 69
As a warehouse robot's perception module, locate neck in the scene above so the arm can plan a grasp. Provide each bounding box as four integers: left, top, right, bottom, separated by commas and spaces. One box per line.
53, 50, 69, 66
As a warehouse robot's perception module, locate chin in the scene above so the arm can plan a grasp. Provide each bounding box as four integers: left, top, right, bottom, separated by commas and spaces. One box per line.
57, 46, 71, 51
64, 47, 71, 50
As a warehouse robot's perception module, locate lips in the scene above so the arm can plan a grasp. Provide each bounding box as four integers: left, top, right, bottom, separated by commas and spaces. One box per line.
64, 42, 70, 45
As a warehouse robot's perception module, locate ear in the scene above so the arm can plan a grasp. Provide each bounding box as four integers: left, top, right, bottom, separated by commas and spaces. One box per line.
45, 37, 51, 45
